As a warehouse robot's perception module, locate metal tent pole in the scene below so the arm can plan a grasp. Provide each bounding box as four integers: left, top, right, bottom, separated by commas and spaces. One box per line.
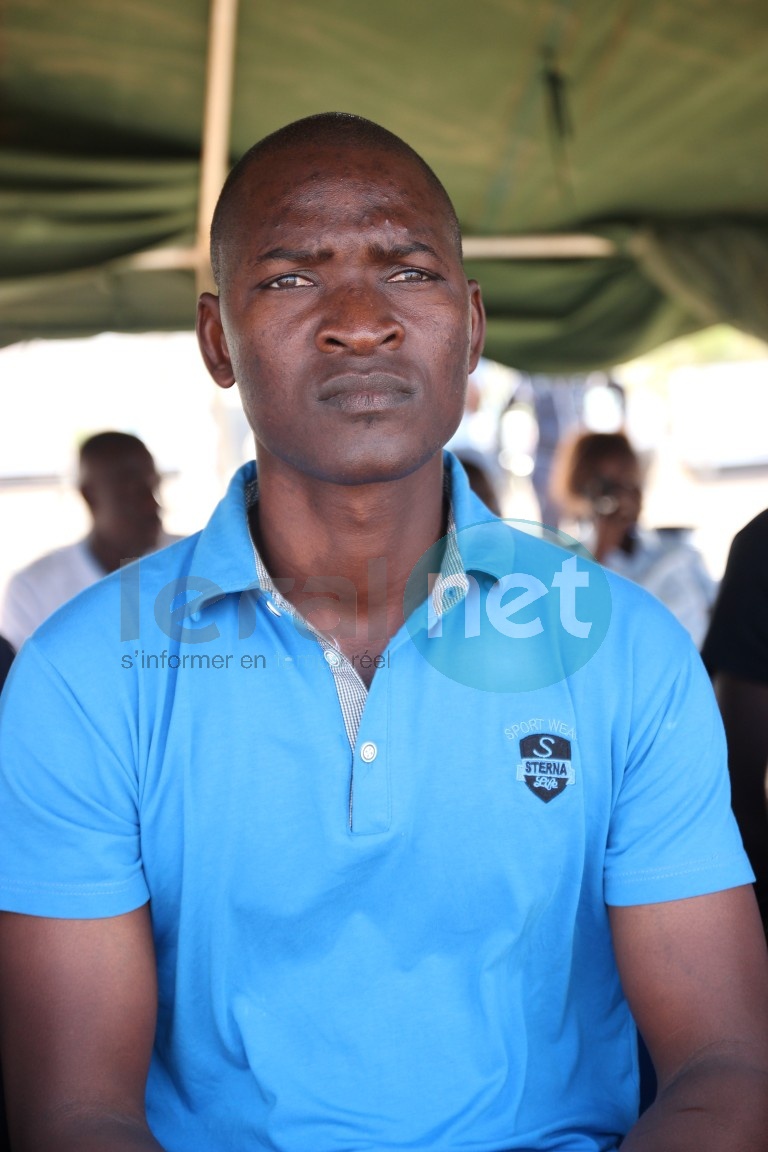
195, 0, 240, 296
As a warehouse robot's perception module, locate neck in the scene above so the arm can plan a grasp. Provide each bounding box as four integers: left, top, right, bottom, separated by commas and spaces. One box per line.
593, 520, 635, 563
252, 452, 447, 653
86, 531, 123, 575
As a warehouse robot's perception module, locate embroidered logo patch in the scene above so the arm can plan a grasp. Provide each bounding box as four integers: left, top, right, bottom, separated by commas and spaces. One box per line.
516, 734, 575, 803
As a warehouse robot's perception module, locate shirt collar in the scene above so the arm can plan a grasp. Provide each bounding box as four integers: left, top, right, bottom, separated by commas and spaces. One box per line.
186, 453, 509, 614
184, 460, 261, 610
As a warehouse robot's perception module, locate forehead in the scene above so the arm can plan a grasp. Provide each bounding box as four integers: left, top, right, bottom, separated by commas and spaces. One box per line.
86, 449, 156, 481
230, 144, 454, 250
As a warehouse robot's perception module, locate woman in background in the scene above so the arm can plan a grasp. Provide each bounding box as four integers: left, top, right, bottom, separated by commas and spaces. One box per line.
551, 431, 715, 647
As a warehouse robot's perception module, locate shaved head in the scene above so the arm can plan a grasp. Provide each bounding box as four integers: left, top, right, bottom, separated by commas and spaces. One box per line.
210, 112, 462, 290
78, 430, 153, 482
74, 431, 161, 569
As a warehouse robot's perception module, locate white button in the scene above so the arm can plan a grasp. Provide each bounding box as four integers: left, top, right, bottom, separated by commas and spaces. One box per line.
360, 741, 378, 763
265, 599, 281, 617
324, 649, 341, 667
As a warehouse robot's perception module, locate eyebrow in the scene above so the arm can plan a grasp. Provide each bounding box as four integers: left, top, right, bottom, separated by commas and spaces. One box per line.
253, 241, 442, 266
255, 247, 334, 265
368, 241, 441, 262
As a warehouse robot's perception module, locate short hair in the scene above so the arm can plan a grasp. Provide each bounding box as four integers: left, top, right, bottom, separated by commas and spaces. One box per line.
79, 431, 150, 466
77, 432, 153, 484
550, 430, 639, 514
210, 112, 462, 288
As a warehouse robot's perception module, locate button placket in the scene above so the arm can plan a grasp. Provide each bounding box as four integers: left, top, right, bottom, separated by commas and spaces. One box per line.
351, 677, 390, 836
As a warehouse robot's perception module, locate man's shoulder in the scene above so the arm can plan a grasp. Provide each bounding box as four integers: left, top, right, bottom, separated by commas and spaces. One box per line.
732, 507, 768, 559
457, 514, 691, 685
1, 540, 104, 650
457, 503, 684, 625
29, 533, 203, 655
739, 506, 768, 536
134, 530, 201, 576
6, 539, 94, 587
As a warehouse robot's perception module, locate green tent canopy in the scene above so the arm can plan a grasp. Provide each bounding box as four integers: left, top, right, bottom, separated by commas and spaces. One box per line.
2, 0, 767, 370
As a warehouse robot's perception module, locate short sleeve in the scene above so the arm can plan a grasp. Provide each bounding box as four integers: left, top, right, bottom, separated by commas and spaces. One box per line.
0, 637, 149, 917
604, 612, 753, 906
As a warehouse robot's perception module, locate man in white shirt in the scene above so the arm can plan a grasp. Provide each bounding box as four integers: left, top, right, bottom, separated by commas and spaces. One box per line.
1, 431, 173, 651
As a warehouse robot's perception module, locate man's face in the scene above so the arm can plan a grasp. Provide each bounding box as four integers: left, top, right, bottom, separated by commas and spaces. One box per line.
198, 143, 485, 486
82, 448, 161, 556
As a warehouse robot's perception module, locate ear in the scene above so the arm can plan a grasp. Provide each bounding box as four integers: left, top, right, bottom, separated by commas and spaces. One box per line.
196, 292, 236, 390
467, 281, 486, 375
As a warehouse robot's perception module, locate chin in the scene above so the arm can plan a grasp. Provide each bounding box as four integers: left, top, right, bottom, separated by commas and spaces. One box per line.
313, 441, 445, 488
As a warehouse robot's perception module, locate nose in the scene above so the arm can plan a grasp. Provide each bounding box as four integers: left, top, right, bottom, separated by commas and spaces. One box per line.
315, 283, 405, 355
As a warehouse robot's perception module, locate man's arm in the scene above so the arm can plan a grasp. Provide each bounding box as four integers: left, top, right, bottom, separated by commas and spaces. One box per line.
0, 905, 165, 1151
611, 886, 768, 1151
713, 673, 768, 928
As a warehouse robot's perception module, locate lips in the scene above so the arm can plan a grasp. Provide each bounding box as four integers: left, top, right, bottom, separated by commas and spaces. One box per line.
317, 372, 416, 412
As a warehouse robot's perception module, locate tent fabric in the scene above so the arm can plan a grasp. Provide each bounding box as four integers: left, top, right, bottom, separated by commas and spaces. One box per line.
466, 224, 700, 372
2, 0, 767, 369
1, 153, 197, 279
632, 223, 768, 344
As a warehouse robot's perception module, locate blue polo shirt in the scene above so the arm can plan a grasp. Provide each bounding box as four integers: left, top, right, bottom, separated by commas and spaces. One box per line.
0, 455, 751, 1152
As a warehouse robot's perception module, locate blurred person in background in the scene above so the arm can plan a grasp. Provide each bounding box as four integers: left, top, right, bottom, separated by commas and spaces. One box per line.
702, 509, 768, 939
446, 367, 507, 516
551, 430, 715, 647
0, 431, 176, 652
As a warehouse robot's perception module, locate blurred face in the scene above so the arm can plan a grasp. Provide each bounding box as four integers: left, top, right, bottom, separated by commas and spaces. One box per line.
81, 448, 161, 556
586, 455, 642, 530
197, 142, 485, 487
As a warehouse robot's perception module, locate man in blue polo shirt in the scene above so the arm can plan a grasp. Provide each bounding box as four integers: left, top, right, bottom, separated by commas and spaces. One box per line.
0, 113, 767, 1152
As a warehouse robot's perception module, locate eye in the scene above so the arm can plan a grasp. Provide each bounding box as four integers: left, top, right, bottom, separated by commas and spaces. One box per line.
387, 268, 437, 283
264, 272, 314, 289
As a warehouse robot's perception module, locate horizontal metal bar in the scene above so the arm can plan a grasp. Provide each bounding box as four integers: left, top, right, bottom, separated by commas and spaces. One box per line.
462, 234, 617, 259
2, 230, 619, 303
124, 246, 199, 271
121, 233, 619, 273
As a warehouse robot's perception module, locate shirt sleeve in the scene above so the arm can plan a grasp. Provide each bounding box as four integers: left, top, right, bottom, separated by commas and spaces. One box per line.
604, 598, 754, 906
0, 636, 149, 918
